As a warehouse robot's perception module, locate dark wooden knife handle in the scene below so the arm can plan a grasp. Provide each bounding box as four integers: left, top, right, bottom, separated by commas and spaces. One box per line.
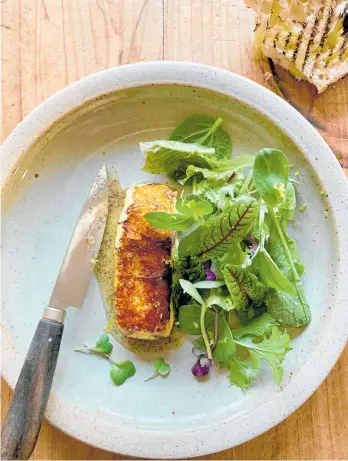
1, 319, 64, 460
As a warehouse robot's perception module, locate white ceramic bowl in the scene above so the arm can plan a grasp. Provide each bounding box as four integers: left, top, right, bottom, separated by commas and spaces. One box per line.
2, 62, 348, 459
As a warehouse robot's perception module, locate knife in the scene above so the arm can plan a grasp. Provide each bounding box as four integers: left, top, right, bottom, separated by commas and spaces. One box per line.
1, 166, 109, 460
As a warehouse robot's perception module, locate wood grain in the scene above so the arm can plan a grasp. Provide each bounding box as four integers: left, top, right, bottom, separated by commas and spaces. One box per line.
1, 0, 347, 459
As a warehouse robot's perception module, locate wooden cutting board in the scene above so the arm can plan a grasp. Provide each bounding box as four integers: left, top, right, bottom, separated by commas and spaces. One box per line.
1, 0, 347, 459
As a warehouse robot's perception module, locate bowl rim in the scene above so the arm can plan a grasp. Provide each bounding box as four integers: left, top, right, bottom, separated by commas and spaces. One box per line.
2, 61, 348, 459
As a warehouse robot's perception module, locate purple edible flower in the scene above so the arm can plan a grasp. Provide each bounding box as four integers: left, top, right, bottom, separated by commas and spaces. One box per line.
191, 355, 212, 377
203, 261, 216, 281
205, 271, 216, 281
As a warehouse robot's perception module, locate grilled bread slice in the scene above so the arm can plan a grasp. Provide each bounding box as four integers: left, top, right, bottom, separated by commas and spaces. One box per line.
115, 183, 177, 340
246, 0, 348, 93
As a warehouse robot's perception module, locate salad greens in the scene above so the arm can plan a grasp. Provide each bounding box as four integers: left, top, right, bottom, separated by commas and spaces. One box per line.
141, 114, 311, 389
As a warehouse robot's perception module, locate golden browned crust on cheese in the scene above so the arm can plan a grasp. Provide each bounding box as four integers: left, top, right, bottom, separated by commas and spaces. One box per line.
115, 183, 177, 339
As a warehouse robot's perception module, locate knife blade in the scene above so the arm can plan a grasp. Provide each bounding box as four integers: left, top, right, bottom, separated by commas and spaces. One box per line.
49, 164, 109, 311
1, 165, 109, 460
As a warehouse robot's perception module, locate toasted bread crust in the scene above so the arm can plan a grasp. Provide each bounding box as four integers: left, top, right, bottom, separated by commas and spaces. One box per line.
247, 0, 348, 93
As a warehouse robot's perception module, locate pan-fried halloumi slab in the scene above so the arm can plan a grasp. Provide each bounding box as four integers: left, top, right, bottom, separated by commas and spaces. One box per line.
115, 183, 177, 339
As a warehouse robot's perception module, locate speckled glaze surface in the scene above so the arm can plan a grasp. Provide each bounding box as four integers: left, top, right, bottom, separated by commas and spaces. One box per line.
2, 62, 348, 459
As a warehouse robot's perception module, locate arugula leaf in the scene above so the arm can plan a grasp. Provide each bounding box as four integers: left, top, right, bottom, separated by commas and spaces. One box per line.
253, 248, 295, 295
176, 194, 213, 218
169, 115, 231, 159
145, 358, 171, 381
213, 315, 236, 364
266, 290, 310, 327
178, 196, 258, 260
178, 304, 215, 334
140, 140, 215, 175
235, 327, 291, 385
110, 360, 136, 386
232, 313, 277, 338
252, 148, 289, 206
144, 211, 194, 231
223, 264, 266, 310
229, 358, 259, 390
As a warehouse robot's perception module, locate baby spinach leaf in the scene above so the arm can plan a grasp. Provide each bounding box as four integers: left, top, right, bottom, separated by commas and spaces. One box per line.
229, 358, 259, 390
169, 115, 231, 159
178, 304, 215, 334
235, 327, 291, 385
178, 196, 258, 260
176, 194, 213, 218
213, 316, 236, 364
266, 290, 311, 327
110, 360, 136, 386
144, 211, 194, 231
140, 140, 215, 175
223, 264, 266, 310
252, 148, 289, 206
253, 248, 296, 295
232, 313, 277, 338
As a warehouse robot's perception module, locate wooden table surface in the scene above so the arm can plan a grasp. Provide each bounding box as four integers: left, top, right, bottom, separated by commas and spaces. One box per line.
1, 0, 348, 459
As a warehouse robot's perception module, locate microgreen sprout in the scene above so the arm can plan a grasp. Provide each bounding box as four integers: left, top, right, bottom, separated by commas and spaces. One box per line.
75, 334, 136, 386
144, 358, 171, 382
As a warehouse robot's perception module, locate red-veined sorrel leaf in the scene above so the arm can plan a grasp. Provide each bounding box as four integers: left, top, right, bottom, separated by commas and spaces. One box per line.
178, 196, 258, 260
